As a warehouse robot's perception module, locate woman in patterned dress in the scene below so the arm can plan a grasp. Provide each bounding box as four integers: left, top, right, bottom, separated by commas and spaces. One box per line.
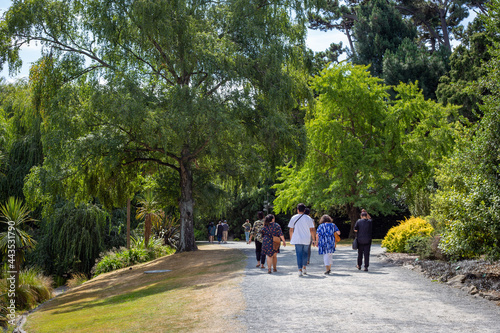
315, 215, 340, 275
261, 214, 286, 274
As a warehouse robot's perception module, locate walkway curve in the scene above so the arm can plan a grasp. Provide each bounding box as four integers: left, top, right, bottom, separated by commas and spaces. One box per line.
221, 241, 499, 333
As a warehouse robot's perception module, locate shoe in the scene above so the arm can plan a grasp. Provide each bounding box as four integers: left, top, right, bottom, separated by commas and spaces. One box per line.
256, 264, 261, 267
324, 270, 331, 275
273, 268, 277, 272
268, 269, 272, 274
302, 267, 307, 275
356, 265, 361, 270
298, 271, 303, 277
364, 267, 368, 271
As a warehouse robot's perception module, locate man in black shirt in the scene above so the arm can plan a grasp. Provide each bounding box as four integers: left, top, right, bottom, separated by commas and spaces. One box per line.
354, 211, 372, 271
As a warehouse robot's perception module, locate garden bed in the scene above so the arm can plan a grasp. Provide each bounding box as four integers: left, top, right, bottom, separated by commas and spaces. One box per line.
379, 252, 500, 305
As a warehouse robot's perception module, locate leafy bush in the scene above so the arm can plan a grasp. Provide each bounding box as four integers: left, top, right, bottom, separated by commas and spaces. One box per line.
382, 216, 434, 253
404, 235, 433, 259
194, 228, 206, 241
92, 239, 175, 277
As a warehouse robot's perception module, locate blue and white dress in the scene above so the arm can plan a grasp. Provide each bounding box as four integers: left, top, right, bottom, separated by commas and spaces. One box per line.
317, 223, 339, 255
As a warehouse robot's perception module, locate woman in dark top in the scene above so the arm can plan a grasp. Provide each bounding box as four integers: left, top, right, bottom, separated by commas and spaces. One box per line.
261, 214, 286, 274
354, 211, 373, 271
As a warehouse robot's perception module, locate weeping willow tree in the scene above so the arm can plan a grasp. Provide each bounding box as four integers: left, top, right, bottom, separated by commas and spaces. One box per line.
32, 201, 108, 277
0, 80, 43, 203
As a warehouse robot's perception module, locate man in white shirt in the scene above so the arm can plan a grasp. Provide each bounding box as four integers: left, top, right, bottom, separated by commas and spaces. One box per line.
288, 203, 316, 276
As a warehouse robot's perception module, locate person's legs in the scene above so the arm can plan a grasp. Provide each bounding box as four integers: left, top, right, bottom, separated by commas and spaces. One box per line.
364, 242, 372, 269
295, 244, 305, 270
357, 245, 363, 269
245, 231, 250, 242
307, 242, 312, 264
217, 233, 222, 243
255, 240, 262, 264
267, 255, 273, 272
273, 254, 277, 271
223, 230, 228, 243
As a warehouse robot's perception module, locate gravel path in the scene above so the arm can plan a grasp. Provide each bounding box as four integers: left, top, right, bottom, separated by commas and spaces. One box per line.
222, 241, 500, 333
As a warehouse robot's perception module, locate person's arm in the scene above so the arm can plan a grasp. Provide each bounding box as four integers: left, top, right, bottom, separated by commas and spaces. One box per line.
289, 228, 294, 241
310, 228, 317, 246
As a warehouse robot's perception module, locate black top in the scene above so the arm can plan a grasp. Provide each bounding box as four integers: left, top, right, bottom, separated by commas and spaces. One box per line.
354, 218, 373, 244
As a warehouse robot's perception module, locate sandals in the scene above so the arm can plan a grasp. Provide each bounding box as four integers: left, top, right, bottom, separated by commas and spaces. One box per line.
256, 264, 261, 267
268, 269, 272, 274
273, 268, 277, 272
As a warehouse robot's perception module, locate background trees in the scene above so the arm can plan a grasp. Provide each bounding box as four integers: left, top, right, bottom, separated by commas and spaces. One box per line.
1, 0, 313, 252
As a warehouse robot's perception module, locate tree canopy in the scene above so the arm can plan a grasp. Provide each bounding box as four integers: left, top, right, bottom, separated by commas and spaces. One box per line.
273, 63, 456, 237
1, 0, 315, 251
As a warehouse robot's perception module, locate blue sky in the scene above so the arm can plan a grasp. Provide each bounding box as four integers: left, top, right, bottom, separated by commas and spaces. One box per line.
0, 1, 476, 81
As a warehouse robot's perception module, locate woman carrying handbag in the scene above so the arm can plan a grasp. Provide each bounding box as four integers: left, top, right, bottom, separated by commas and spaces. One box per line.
261, 214, 286, 273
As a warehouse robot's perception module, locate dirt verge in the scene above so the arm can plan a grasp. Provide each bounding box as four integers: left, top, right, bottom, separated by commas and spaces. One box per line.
379, 252, 500, 305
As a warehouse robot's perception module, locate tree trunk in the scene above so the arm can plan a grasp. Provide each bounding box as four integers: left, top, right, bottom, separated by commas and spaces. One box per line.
178, 158, 197, 252
127, 198, 131, 249
144, 213, 151, 248
347, 203, 360, 239
439, 7, 451, 52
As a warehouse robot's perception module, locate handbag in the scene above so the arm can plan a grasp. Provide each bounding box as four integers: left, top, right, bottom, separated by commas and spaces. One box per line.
352, 237, 358, 250
272, 236, 281, 251
333, 224, 340, 243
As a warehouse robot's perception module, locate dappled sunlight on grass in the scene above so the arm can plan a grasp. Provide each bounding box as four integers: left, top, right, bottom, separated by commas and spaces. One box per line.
25, 246, 246, 333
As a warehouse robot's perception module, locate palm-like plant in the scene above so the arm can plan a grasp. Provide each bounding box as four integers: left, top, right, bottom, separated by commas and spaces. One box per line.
136, 191, 163, 248
0, 197, 37, 288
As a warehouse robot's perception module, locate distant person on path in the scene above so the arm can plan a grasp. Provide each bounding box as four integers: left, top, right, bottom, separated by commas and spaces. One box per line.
261, 214, 286, 273
288, 203, 316, 276
242, 219, 252, 243
354, 211, 373, 271
208, 222, 216, 243
222, 220, 229, 243
216, 221, 224, 244
315, 215, 340, 275
248, 211, 266, 268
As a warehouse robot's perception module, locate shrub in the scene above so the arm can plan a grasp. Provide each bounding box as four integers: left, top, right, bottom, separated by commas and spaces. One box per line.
382, 216, 434, 253
194, 228, 206, 241
92, 239, 175, 277
66, 272, 89, 288
0, 267, 53, 314
404, 235, 433, 259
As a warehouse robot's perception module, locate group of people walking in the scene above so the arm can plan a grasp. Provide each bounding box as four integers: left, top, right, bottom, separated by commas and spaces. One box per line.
246, 203, 373, 276
207, 220, 229, 244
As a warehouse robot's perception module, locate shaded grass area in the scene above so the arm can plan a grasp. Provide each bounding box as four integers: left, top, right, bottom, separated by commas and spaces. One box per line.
24, 245, 246, 333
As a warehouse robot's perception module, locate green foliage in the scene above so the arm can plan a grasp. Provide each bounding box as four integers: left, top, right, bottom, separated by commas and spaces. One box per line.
382, 216, 434, 253
92, 239, 175, 277
430, 1, 500, 260
29, 201, 108, 277
383, 39, 450, 100
436, 16, 493, 121
404, 235, 433, 259
0, 267, 53, 312
274, 63, 456, 236
352, 0, 417, 77
0, 197, 36, 270
194, 229, 206, 241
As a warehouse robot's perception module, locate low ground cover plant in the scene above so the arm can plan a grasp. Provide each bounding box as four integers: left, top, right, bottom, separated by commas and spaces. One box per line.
92, 237, 175, 277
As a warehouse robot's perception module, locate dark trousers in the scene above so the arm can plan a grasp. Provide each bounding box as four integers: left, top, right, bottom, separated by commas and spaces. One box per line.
357, 242, 371, 268
255, 240, 266, 265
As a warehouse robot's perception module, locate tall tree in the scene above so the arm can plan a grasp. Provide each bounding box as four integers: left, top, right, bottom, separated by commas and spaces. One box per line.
436, 16, 493, 121
2, 0, 312, 252
383, 38, 450, 100
352, 0, 417, 77
273, 63, 456, 237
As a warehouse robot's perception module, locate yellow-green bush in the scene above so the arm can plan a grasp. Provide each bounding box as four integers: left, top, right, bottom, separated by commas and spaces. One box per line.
382, 216, 434, 253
